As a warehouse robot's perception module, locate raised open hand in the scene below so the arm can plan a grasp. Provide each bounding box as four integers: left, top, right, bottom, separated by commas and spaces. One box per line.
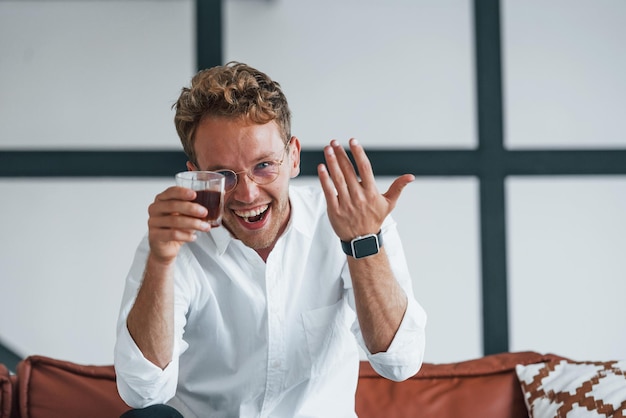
317, 138, 414, 242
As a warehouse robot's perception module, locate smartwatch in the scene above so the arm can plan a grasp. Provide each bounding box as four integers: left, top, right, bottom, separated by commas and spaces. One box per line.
341, 231, 383, 259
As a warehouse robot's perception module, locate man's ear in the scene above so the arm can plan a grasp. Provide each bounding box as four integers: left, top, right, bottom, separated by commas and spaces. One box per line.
289, 136, 301, 178
186, 161, 197, 171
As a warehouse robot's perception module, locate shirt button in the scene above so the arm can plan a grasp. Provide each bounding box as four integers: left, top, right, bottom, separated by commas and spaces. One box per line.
271, 360, 281, 368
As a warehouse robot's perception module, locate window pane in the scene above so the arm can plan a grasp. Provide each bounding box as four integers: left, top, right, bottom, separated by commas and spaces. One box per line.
507, 177, 626, 360
503, 0, 626, 149
0, 1, 194, 149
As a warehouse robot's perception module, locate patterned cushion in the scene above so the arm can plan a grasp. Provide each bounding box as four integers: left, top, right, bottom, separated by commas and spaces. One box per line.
515, 359, 626, 417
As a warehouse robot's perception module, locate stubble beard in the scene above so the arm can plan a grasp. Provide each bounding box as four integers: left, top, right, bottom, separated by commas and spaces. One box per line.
222, 194, 291, 252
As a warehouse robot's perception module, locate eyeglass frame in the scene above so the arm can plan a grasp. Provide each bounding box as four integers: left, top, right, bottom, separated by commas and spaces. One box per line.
197, 139, 292, 193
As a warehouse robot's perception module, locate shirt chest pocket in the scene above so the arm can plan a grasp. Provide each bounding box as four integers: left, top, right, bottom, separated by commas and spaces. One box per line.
301, 300, 356, 378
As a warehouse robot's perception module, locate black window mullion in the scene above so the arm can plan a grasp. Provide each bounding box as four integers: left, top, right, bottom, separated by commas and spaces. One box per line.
474, 0, 509, 354
196, 0, 222, 70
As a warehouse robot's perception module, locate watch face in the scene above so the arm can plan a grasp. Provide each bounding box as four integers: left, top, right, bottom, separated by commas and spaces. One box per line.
352, 234, 379, 258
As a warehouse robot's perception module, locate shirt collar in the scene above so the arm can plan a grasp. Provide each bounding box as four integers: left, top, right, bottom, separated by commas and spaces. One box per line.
209, 223, 233, 256
288, 185, 315, 240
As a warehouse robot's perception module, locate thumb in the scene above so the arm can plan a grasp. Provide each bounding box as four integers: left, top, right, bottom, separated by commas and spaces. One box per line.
383, 174, 415, 207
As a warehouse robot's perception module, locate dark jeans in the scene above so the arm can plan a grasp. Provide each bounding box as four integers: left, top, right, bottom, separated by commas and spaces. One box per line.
121, 405, 183, 418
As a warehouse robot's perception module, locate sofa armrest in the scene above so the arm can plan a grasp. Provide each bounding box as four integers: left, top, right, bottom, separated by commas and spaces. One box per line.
17, 355, 130, 418
0, 364, 11, 418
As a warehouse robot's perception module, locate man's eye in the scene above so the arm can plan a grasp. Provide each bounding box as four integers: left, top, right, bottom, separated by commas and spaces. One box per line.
256, 161, 273, 170
217, 170, 233, 178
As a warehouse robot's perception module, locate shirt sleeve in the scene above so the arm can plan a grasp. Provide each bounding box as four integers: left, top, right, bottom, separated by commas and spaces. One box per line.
347, 217, 428, 382
113, 237, 190, 408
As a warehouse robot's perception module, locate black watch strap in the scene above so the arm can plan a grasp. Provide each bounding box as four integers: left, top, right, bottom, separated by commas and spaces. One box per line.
340, 230, 383, 259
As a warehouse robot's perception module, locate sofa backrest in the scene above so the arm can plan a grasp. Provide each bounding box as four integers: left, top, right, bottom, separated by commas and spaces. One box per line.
3, 351, 566, 418
355, 351, 566, 418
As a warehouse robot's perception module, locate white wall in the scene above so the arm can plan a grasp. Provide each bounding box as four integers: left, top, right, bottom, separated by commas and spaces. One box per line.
502, 0, 626, 149
507, 177, 626, 360
0, 0, 195, 149
0, 0, 624, 366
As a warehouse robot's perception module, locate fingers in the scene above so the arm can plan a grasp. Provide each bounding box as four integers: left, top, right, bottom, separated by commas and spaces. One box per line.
383, 174, 415, 210
323, 138, 377, 199
150, 187, 206, 221
317, 163, 339, 213
322, 141, 352, 199
148, 186, 210, 242
319, 139, 378, 240
347, 138, 375, 189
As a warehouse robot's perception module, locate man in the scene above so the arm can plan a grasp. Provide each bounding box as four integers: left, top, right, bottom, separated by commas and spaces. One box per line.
114, 62, 426, 417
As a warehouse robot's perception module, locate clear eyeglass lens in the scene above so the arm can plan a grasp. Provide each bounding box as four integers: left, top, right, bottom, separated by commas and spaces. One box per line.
220, 171, 238, 191
252, 164, 280, 182
219, 157, 284, 192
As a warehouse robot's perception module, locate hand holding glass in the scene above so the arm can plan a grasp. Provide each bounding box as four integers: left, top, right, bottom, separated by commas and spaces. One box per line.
175, 171, 225, 227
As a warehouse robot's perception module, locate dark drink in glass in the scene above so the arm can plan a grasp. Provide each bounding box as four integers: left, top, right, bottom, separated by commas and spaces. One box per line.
194, 189, 223, 224
175, 171, 225, 227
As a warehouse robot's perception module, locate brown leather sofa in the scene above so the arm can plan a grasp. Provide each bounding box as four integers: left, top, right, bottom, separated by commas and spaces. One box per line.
0, 351, 564, 418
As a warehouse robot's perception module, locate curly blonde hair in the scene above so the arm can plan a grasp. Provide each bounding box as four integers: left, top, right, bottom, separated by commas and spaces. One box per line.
173, 62, 292, 165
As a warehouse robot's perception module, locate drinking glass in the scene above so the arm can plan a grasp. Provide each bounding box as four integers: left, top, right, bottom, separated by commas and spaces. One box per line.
175, 171, 225, 227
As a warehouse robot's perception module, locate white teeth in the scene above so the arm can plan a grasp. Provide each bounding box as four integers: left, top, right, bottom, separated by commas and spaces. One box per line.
234, 205, 269, 219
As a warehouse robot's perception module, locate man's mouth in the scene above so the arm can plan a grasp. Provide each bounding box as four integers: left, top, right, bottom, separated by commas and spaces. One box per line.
233, 204, 269, 223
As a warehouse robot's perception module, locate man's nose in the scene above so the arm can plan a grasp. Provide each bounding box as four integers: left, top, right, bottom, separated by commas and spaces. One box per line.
231, 173, 260, 203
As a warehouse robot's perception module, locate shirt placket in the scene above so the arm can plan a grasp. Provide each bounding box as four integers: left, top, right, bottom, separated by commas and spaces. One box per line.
260, 254, 286, 416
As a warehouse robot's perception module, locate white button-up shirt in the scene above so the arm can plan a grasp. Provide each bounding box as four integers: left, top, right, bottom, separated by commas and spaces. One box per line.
114, 185, 426, 418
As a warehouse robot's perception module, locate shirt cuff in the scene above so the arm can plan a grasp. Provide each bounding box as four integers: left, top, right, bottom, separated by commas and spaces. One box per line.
357, 296, 427, 382
114, 321, 180, 408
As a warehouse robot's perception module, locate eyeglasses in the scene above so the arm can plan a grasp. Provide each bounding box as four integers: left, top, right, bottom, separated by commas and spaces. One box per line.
213, 142, 290, 193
